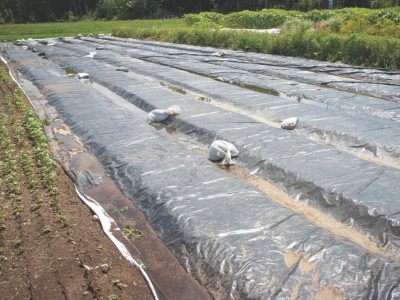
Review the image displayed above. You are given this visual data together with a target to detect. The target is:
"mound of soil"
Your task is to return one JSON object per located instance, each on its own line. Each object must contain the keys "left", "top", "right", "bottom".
{"left": 0, "top": 60, "right": 152, "bottom": 299}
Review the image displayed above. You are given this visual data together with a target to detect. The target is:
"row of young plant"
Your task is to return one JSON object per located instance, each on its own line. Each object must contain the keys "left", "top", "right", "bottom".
{"left": 0, "top": 66, "right": 70, "bottom": 239}
{"left": 113, "top": 22, "right": 400, "bottom": 69}
{"left": 183, "top": 7, "right": 400, "bottom": 32}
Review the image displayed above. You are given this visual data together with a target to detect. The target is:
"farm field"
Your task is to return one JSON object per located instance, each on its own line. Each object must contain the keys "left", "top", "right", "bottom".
{"left": 1, "top": 34, "right": 400, "bottom": 299}
{"left": 0, "top": 60, "right": 153, "bottom": 299}
{"left": 0, "top": 19, "right": 185, "bottom": 41}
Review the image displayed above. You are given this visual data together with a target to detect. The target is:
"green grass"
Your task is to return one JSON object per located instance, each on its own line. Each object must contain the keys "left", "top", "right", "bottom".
{"left": 0, "top": 19, "right": 186, "bottom": 41}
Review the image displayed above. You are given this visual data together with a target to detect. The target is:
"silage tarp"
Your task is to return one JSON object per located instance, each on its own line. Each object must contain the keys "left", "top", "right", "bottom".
{"left": 6, "top": 42, "right": 400, "bottom": 250}
{"left": 20, "top": 39, "right": 400, "bottom": 169}
{"left": 3, "top": 44, "right": 400, "bottom": 299}
{"left": 100, "top": 36, "right": 400, "bottom": 85}
{"left": 98, "top": 36, "right": 400, "bottom": 102}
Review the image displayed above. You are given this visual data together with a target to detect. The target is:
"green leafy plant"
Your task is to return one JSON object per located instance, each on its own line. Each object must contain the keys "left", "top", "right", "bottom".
{"left": 122, "top": 224, "right": 143, "bottom": 241}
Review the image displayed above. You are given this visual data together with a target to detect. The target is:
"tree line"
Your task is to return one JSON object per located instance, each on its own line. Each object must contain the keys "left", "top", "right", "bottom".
{"left": 0, "top": 0, "right": 372, "bottom": 24}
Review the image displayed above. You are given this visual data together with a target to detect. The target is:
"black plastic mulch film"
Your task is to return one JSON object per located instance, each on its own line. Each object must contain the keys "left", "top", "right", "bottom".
{"left": 26, "top": 37, "right": 400, "bottom": 169}
{"left": 2, "top": 40, "right": 400, "bottom": 299}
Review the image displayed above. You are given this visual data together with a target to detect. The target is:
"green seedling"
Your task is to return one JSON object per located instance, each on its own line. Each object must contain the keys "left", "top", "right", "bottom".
{"left": 41, "top": 119, "right": 51, "bottom": 126}
{"left": 30, "top": 202, "right": 41, "bottom": 211}
{"left": 105, "top": 295, "right": 118, "bottom": 300}
{"left": 40, "top": 225, "right": 52, "bottom": 235}
{"left": 119, "top": 206, "right": 128, "bottom": 212}
{"left": 116, "top": 283, "right": 127, "bottom": 290}
{"left": 122, "top": 224, "right": 143, "bottom": 242}
{"left": 57, "top": 214, "right": 71, "bottom": 227}
{"left": 13, "top": 238, "right": 22, "bottom": 248}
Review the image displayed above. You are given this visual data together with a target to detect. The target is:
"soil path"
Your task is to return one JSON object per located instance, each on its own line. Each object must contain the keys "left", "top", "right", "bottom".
{"left": 0, "top": 60, "right": 153, "bottom": 299}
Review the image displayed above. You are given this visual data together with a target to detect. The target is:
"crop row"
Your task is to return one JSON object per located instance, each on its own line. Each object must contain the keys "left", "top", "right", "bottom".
{"left": 0, "top": 66, "right": 70, "bottom": 240}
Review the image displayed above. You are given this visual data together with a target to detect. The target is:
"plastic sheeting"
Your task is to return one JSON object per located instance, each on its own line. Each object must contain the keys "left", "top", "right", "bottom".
{"left": 91, "top": 36, "right": 400, "bottom": 118}
{"left": 3, "top": 45, "right": 400, "bottom": 299}
{"left": 5, "top": 42, "right": 400, "bottom": 250}
{"left": 18, "top": 39, "right": 400, "bottom": 169}
{"left": 100, "top": 36, "right": 400, "bottom": 87}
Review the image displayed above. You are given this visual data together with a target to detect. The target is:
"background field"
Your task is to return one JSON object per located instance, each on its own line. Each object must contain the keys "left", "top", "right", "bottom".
{"left": 0, "top": 19, "right": 185, "bottom": 41}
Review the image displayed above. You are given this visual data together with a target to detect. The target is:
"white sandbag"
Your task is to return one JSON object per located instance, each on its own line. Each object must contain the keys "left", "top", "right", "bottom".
{"left": 209, "top": 140, "right": 239, "bottom": 165}
{"left": 211, "top": 51, "right": 226, "bottom": 57}
{"left": 147, "top": 105, "right": 181, "bottom": 123}
{"left": 77, "top": 73, "right": 89, "bottom": 79}
{"left": 281, "top": 117, "right": 298, "bottom": 130}
{"left": 215, "top": 77, "right": 233, "bottom": 83}
{"left": 84, "top": 52, "right": 96, "bottom": 59}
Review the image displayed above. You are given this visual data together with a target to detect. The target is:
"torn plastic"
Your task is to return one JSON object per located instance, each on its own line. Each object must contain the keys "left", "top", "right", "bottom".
{"left": 147, "top": 105, "right": 181, "bottom": 123}
{"left": 281, "top": 117, "right": 298, "bottom": 130}
{"left": 209, "top": 140, "right": 239, "bottom": 165}
{"left": 5, "top": 44, "right": 400, "bottom": 299}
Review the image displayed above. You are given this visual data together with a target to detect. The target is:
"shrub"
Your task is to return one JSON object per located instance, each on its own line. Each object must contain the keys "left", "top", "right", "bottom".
{"left": 297, "top": 0, "right": 320, "bottom": 12}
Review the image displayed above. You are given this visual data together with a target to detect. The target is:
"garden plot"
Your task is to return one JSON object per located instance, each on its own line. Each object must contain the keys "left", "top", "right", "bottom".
{"left": 19, "top": 39, "right": 400, "bottom": 171}
{"left": 2, "top": 41, "right": 400, "bottom": 299}
{"left": 8, "top": 39, "right": 400, "bottom": 250}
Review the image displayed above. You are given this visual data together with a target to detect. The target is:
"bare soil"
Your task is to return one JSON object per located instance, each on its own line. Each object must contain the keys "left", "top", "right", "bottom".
{"left": 0, "top": 60, "right": 153, "bottom": 299}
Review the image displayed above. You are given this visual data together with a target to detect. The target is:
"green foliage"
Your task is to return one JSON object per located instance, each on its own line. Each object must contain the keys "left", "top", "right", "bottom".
{"left": 40, "top": 225, "right": 52, "bottom": 235}
{"left": 303, "top": 9, "right": 336, "bottom": 22}
{"left": 297, "top": 0, "right": 320, "bottom": 12}
{"left": 122, "top": 224, "right": 143, "bottom": 241}
{"left": 183, "top": 14, "right": 209, "bottom": 26}
{"left": 68, "top": 11, "right": 78, "bottom": 22}
{"left": 184, "top": 9, "right": 304, "bottom": 29}
{"left": 0, "top": 19, "right": 185, "bottom": 41}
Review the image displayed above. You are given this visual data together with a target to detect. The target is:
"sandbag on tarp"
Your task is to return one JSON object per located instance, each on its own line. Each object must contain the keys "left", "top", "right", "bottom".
{"left": 27, "top": 39, "right": 400, "bottom": 169}
{"left": 6, "top": 49, "right": 400, "bottom": 299}
{"left": 281, "top": 117, "right": 298, "bottom": 130}
{"left": 15, "top": 43, "right": 400, "bottom": 250}
{"left": 147, "top": 105, "right": 181, "bottom": 123}
{"left": 209, "top": 140, "right": 239, "bottom": 165}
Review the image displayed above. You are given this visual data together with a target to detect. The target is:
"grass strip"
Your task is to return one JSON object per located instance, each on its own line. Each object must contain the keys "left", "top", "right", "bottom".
{"left": 0, "top": 19, "right": 185, "bottom": 41}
